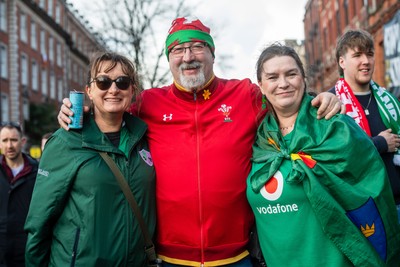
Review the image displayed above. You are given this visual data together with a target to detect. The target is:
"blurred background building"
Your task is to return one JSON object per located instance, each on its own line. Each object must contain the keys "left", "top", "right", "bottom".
{"left": 304, "top": 0, "right": 400, "bottom": 95}
{"left": 0, "top": 0, "right": 106, "bottom": 143}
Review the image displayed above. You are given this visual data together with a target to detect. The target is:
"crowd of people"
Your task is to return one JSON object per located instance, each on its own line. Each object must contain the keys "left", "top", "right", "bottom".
{"left": 0, "top": 16, "right": 399, "bottom": 267}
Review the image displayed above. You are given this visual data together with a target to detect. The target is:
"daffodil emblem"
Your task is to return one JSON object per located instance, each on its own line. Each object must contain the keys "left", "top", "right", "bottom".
{"left": 203, "top": 89, "right": 211, "bottom": 100}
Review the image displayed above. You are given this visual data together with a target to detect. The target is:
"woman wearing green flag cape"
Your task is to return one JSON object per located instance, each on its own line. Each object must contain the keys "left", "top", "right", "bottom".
{"left": 246, "top": 43, "right": 400, "bottom": 266}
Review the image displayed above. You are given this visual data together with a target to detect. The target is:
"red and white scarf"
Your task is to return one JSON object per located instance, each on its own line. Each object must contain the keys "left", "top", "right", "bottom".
{"left": 334, "top": 78, "right": 371, "bottom": 136}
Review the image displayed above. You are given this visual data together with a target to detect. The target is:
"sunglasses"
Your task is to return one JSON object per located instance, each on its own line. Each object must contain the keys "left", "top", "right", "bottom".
{"left": 90, "top": 76, "right": 132, "bottom": 90}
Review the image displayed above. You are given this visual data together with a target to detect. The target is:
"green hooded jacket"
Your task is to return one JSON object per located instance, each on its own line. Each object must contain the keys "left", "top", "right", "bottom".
{"left": 25, "top": 113, "right": 156, "bottom": 267}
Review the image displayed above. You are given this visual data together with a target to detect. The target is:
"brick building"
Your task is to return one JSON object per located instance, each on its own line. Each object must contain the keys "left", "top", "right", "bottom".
{"left": 304, "top": 0, "right": 400, "bottom": 94}
{"left": 0, "top": 0, "right": 106, "bottom": 126}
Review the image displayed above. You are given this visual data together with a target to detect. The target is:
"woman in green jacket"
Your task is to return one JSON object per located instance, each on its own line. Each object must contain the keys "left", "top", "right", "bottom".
{"left": 25, "top": 52, "right": 156, "bottom": 267}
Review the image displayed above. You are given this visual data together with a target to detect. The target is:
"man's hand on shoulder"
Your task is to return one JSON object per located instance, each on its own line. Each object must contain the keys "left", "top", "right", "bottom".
{"left": 311, "top": 92, "right": 345, "bottom": 120}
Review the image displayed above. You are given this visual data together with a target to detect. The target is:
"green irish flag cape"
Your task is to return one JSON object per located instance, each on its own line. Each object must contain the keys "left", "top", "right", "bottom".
{"left": 250, "top": 94, "right": 400, "bottom": 266}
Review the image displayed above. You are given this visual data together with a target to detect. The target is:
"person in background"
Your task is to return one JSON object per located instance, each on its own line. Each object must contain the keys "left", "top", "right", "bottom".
{"left": 328, "top": 29, "right": 400, "bottom": 221}
{"left": 0, "top": 122, "right": 38, "bottom": 267}
{"left": 247, "top": 43, "right": 400, "bottom": 266}
{"left": 58, "top": 17, "right": 342, "bottom": 266}
{"left": 25, "top": 52, "right": 156, "bottom": 266}
{"left": 40, "top": 132, "right": 52, "bottom": 151}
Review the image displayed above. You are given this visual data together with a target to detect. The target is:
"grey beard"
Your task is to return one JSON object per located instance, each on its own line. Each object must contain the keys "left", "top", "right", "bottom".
{"left": 179, "top": 62, "right": 206, "bottom": 91}
{"left": 179, "top": 72, "right": 206, "bottom": 91}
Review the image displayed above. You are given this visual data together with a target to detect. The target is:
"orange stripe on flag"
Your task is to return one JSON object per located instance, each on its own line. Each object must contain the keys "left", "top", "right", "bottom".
{"left": 268, "top": 137, "right": 280, "bottom": 151}
{"left": 291, "top": 152, "right": 316, "bottom": 168}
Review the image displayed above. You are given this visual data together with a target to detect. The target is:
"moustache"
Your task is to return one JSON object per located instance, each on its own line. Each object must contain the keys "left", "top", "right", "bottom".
{"left": 180, "top": 62, "right": 202, "bottom": 71}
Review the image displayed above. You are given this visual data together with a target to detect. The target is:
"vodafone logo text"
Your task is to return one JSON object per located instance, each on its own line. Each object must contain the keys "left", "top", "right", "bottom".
{"left": 256, "top": 170, "right": 299, "bottom": 215}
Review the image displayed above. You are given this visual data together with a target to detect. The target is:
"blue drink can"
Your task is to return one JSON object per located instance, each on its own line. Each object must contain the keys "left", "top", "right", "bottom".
{"left": 68, "top": 91, "right": 84, "bottom": 129}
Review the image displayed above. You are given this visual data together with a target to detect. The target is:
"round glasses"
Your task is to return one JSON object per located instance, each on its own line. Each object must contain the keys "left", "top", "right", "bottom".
{"left": 90, "top": 76, "right": 132, "bottom": 90}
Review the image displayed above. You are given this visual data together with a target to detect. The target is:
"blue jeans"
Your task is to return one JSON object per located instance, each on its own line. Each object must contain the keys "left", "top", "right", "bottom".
{"left": 162, "top": 256, "right": 253, "bottom": 267}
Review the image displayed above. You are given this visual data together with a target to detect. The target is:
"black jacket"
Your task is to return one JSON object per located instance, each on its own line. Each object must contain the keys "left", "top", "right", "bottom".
{"left": 0, "top": 154, "right": 38, "bottom": 267}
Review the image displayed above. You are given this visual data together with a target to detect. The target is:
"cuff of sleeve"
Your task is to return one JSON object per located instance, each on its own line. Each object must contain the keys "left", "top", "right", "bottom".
{"left": 372, "top": 135, "right": 387, "bottom": 153}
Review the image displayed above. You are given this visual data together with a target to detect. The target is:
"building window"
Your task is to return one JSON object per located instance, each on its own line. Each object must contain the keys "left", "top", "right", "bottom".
{"left": 55, "top": 2, "right": 61, "bottom": 24}
{"left": 20, "top": 12, "right": 27, "bottom": 43}
{"left": 49, "top": 36, "right": 54, "bottom": 63}
{"left": 23, "top": 98, "right": 29, "bottom": 121}
{"left": 344, "top": 0, "right": 349, "bottom": 25}
{"left": 40, "top": 29, "right": 47, "bottom": 60}
{"left": 0, "top": 0, "right": 7, "bottom": 32}
{"left": 50, "top": 72, "right": 55, "bottom": 99}
{"left": 78, "top": 66, "right": 83, "bottom": 85}
{"left": 47, "top": 0, "right": 53, "bottom": 17}
{"left": 68, "top": 60, "right": 71, "bottom": 81}
{"left": 72, "top": 63, "right": 77, "bottom": 82}
{"left": 21, "top": 54, "right": 28, "bottom": 86}
{"left": 31, "top": 60, "right": 38, "bottom": 91}
{"left": 41, "top": 68, "right": 47, "bottom": 96}
{"left": 77, "top": 36, "right": 81, "bottom": 51}
{"left": 39, "top": 0, "right": 45, "bottom": 9}
{"left": 31, "top": 20, "right": 37, "bottom": 50}
{"left": 1, "top": 94, "right": 8, "bottom": 122}
{"left": 57, "top": 78, "right": 63, "bottom": 102}
{"left": 0, "top": 43, "right": 7, "bottom": 79}
{"left": 336, "top": 10, "right": 341, "bottom": 36}
{"left": 56, "top": 42, "right": 62, "bottom": 67}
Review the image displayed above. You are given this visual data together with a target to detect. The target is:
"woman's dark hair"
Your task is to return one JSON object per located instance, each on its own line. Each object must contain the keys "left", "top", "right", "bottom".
{"left": 256, "top": 42, "right": 306, "bottom": 83}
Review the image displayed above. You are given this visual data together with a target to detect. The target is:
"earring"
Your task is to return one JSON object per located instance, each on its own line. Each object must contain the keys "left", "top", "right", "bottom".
{"left": 262, "top": 95, "right": 267, "bottom": 109}
{"left": 90, "top": 101, "right": 94, "bottom": 115}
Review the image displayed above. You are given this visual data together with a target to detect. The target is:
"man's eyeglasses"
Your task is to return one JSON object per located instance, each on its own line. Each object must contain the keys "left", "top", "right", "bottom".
{"left": 89, "top": 76, "right": 132, "bottom": 91}
{"left": 1, "top": 122, "right": 22, "bottom": 133}
{"left": 169, "top": 43, "right": 208, "bottom": 57}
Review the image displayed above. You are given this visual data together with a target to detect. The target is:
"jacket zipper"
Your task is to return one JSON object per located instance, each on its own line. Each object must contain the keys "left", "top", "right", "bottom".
{"left": 193, "top": 91, "right": 205, "bottom": 263}
{"left": 70, "top": 227, "right": 81, "bottom": 267}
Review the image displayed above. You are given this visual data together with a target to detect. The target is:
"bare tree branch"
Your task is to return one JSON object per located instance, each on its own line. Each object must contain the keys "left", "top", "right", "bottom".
{"left": 89, "top": 0, "right": 191, "bottom": 89}
{"left": 84, "top": 0, "right": 234, "bottom": 88}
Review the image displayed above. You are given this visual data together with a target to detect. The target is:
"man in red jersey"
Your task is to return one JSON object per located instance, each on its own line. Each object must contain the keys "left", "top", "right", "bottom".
{"left": 58, "top": 17, "right": 341, "bottom": 266}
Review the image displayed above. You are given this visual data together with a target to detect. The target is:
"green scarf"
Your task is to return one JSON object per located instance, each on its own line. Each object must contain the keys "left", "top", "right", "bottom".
{"left": 371, "top": 80, "right": 400, "bottom": 134}
{"left": 371, "top": 80, "right": 400, "bottom": 165}
{"left": 250, "top": 94, "right": 400, "bottom": 266}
